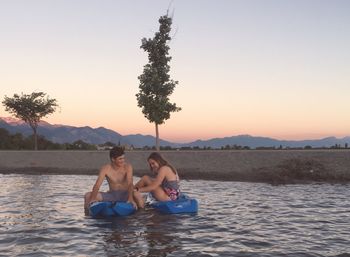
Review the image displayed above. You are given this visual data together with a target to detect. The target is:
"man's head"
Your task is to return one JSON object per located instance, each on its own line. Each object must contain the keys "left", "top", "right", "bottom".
{"left": 109, "top": 146, "right": 125, "bottom": 161}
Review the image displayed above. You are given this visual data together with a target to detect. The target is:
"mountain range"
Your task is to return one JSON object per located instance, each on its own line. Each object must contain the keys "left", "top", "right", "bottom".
{"left": 0, "top": 117, "right": 349, "bottom": 148}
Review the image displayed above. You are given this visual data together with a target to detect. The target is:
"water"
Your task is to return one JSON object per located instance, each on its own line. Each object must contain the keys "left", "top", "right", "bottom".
{"left": 0, "top": 174, "right": 349, "bottom": 257}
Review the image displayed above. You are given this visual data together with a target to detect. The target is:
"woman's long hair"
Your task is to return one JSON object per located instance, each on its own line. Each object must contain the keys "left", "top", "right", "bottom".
{"left": 147, "top": 152, "right": 177, "bottom": 175}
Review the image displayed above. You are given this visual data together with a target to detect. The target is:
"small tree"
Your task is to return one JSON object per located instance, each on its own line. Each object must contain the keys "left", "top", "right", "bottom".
{"left": 136, "top": 12, "right": 181, "bottom": 151}
{"left": 2, "top": 92, "right": 58, "bottom": 150}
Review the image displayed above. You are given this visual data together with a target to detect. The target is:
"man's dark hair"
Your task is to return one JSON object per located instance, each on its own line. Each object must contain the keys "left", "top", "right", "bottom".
{"left": 109, "top": 146, "right": 125, "bottom": 160}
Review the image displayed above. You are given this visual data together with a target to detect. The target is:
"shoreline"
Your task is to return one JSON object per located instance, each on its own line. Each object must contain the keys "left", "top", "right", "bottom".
{"left": 1, "top": 150, "right": 350, "bottom": 184}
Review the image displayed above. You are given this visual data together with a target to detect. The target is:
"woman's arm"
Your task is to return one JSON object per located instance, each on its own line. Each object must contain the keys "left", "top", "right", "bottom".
{"left": 139, "top": 168, "right": 167, "bottom": 193}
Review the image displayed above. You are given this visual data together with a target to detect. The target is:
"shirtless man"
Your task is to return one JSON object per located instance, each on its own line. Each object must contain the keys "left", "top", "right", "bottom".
{"left": 84, "top": 146, "right": 137, "bottom": 212}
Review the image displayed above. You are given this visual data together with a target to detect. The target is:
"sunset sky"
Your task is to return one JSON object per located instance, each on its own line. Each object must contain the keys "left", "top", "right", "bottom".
{"left": 1, "top": 0, "right": 349, "bottom": 143}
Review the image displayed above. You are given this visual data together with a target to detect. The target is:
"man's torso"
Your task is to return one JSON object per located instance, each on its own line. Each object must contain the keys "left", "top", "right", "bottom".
{"left": 105, "top": 163, "right": 129, "bottom": 191}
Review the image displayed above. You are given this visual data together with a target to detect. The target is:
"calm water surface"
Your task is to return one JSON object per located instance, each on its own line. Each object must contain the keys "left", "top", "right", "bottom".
{"left": 0, "top": 174, "right": 349, "bottom": 257}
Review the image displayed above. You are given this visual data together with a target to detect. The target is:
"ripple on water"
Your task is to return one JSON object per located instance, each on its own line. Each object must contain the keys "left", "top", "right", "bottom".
{"left": 0, "top": 174, "right": 350, "bottom": 257}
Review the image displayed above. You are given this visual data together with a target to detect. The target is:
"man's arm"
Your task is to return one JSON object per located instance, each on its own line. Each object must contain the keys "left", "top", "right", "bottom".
{"left": 125, "top": 163, "right": 137, "bottom": 208}
{"left": 89, "top": 165, "right": 107, "bottom": 204}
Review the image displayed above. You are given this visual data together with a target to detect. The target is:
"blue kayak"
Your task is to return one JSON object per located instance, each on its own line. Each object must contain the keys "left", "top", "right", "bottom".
{"left": 89, "top": 201, "right": 136, "bottom": 218}
{"left": 150, "top": 194, "right": 199, "bottom": 214}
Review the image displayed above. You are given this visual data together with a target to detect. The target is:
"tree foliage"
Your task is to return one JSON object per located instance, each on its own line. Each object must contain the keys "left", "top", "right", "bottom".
{"left": 2, "top": 92, "right": 58, "bottom": 150}
{"left": 0, "top": 128, "right": 63, "bottom": 150}
{"left": 0, "top": 127, "right": 98, "bottom": 150}
{"left": 136, "top": 13, "right": 181, "bottom": 150}
{"left": 65, "top": 140, "right": 97, "bottom": 150}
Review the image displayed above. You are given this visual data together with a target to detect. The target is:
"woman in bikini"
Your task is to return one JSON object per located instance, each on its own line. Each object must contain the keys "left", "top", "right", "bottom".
{"left": 133, "top": 152, "right": 180, "bottom": 208}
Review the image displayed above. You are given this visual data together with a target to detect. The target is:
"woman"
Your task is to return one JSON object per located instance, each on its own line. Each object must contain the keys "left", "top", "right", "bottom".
{"left": 133, "top": 152, "right": 180, "bottom": 208}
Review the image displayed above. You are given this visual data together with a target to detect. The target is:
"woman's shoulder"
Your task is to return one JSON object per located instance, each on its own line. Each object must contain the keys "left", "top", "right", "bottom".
{"left": 159, "top": 165, "right": 178, "bottom": 180}
{"left": 159, "top": 165, "right": 173, "bottom": 173}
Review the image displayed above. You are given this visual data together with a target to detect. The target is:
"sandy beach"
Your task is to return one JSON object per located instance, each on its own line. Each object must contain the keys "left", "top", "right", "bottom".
{"left": 1, "top": 150, "right": 350, "bottom": 184}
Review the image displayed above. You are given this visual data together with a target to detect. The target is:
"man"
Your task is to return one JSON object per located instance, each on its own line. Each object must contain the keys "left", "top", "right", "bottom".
{"left": 84, "top": 146, "right": 137, "bottom": 212}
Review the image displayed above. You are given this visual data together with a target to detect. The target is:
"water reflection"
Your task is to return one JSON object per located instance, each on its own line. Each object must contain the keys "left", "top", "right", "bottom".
{"left": 95, "top": 210, "right": 183, "bottom": 257}
{"left": 140, "top": 212, "right": 181, "bottom": 256}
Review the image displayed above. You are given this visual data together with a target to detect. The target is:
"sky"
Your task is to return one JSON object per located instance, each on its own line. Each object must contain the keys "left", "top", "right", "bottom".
{"left": 1, "top": 0, "right": 349, "bottom": 143}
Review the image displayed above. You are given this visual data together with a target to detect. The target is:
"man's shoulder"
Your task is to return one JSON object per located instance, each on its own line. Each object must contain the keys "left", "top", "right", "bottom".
{"left": 100, "top": 163, "right": 112, "bottom": 172}
{"left": 102, "top": 163, "right": 112, "bottom": 168}
{"left": 124, "top": 162, "right": 133, "bottom": 171}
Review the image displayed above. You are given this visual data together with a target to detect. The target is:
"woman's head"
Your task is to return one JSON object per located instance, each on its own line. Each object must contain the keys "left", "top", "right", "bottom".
{"left": 147, "top": 152, "right": 176, "bottom": 174}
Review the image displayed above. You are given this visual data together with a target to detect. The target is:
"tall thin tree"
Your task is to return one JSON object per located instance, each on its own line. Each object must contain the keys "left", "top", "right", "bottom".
{"left": 136, "top": 13, "right": 181, "bottom": 151}
{"left": 2, "top": 92, "right": 58, "bottom": 150}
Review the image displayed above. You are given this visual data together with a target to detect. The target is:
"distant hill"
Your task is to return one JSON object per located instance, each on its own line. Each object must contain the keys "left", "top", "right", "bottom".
{"left": 0, "top": 117, "right": 123, "bottom": 145}
{"left": 186, "top": 135, "right": 350, "bottom": 148}
{"left": 0, "top": 117, "right": 349, "bottom": 148}
{"left": 121, "top": 134, "right": 179, "bottom": 148}
{"left": 0, "top": 117, "right": 176, "bottom": 148}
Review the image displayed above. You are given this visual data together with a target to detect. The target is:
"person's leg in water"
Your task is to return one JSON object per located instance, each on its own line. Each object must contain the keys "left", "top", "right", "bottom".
{"left": 133, "top": 175, "right": 171, "bottom": 208}
{"left": 84, "top": 191, "right": 103, "bottom": 214}
{"left": 133, "top": 175, "right": 152, "bottom": 208}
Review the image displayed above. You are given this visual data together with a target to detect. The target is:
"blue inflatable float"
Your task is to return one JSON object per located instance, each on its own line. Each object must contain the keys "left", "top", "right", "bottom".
{"left": 89, "top": 194, "right": 198, "bottom": 217}
{"left": 150, "top": 194, "right": 199, "bottom": 214}
{"left": 89, "top": 201, "right": 136, "bottom": 218}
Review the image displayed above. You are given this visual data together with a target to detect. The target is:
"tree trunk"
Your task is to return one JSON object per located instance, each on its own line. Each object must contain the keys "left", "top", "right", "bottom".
{"left": 155, "top": 123, "right": 160, "bottom": 151}
{"left": 33, "top": 127, "right": 38, "bottom": 150}
{"left": 30, "top": 123, "right": 38, "bottom": 151}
